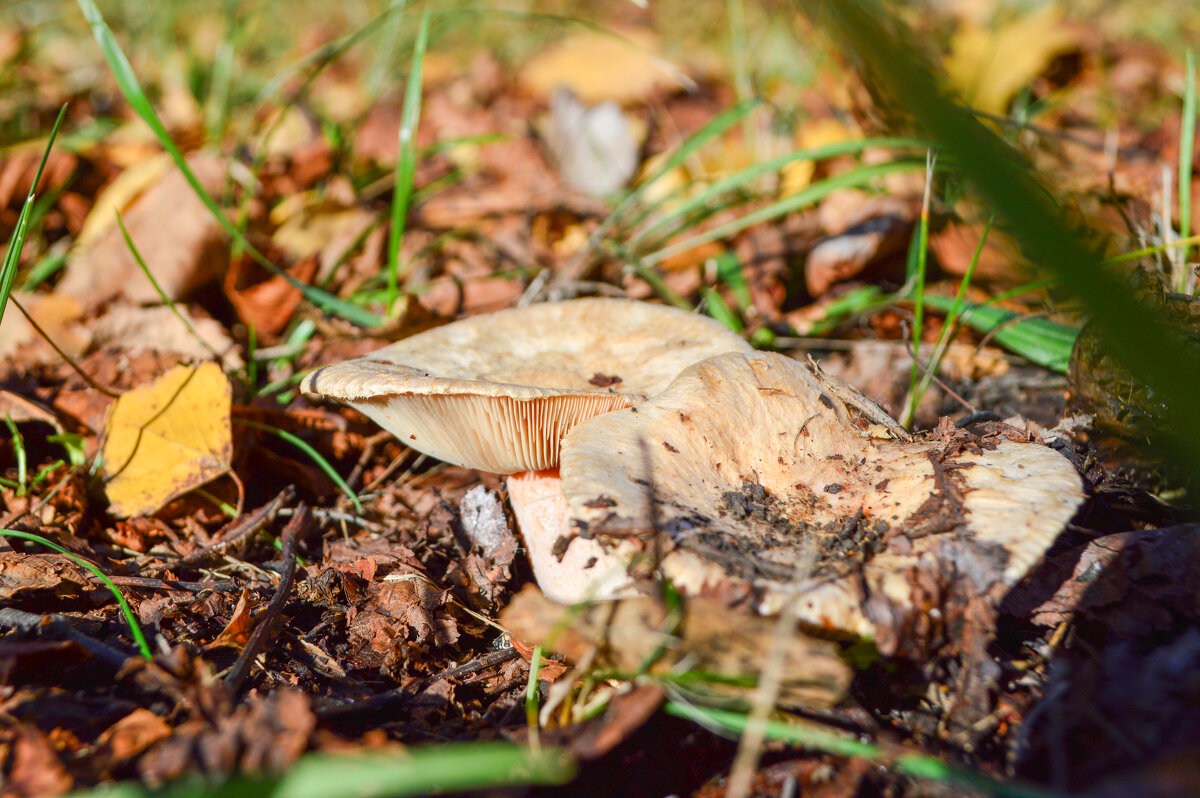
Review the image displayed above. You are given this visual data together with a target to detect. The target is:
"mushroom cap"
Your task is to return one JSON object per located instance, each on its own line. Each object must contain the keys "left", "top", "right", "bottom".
{"left": 559, "top": 351, "right": 1084, "bottom": 639}
{"left": 301, "top": 299, "right": 751, "bottom": 474}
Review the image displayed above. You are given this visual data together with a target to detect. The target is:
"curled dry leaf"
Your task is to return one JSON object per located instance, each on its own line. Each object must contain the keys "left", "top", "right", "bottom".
{"left": 560, "top": 352, "right": 1083, "bottom": 645}
{"left": 102, "top": 362, "right": 232, "bottom": 518}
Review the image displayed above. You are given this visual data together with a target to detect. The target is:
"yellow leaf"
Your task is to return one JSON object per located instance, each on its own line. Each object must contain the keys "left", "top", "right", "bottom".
{"left": 102, "top": 362, "right": 232, "bottom": 517}
{"left": 944, "top": 4, "right": 1077, "bottom": 116}
{"left": 780, "top": 118, "right": 860, "bottom": 197}
{"left": 518, "top": 30, "right": 686, "bottom": 105}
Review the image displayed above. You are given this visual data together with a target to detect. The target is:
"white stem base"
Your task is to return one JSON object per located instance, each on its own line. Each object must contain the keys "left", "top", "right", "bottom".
{"left": 506, "top": 469, "right": 633, "bottom": 604}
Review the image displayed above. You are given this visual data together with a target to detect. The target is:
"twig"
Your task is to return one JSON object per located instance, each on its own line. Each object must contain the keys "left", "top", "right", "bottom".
{"left": 107, "top": 575, "right": 239, "bottom": 593}
{"left": 223, "top": 502, "right": 307, "bottom": 695}
{"left": 0, "top": 607, "right": 132, "bottom": 670}
{"left": 8, "top": 295, "right": 120, "bottom": 398}
{"left": 139, "top": 486, "right": 294, "bottom": 575}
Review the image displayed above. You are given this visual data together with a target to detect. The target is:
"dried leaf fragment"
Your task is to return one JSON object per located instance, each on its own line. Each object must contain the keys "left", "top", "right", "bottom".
{"left": 102, "top": 362, "right": 232, "bottom": 517}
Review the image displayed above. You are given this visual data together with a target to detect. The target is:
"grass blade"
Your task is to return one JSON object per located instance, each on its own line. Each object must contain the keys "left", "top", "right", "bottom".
{"left": 386, "top": 6, "right": 431, "bottom": 307}
{"left": 0, "top": 528, "right": 152, "bottom": 660}
{"left": 75, "top": 0, "right": 383, "bottom": 328}
{"left": 902, "top": 151, "right": 936, "bottom": 427}
{"left": 818, "top": 0, "right": 1200, "bottom": 501}
{"left": 629, "top": 136, "right": 925, "bottom": 250}
{"left": 642, "top": 158, "right": 923, "bottom": 267}
{"left": 1180, "top": 49, "right": 1195, "bottom": 292}
{"left": 525, "top": 98, "right": 761, "bottom": 301}
{"left": 234, "top": 419, "right": 363, "bottom": 513}
{"left": 116, "top": 212, "right": 228, "bottom": 367}
{"left": 912, "top": 214, "right": 994, "bottom": 404}
{"left": 66, "top": 742, "right": 575, "bottom": 798}
{"left": 1, "top": 104, "right": 67, "bottom": 329}
{"left": 664, "top": 702, "right": 1061, "bottom": 798}
{"left": 920, "top": 294, "right": 1077, "bottom": 372}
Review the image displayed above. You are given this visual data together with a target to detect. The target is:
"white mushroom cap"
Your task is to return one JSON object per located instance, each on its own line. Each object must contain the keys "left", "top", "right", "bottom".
{"left": 301, "top": 298, "right": 752, "bottom": 474}
{"left": 559, "top": 351, "right": 1084, "bottom": 639}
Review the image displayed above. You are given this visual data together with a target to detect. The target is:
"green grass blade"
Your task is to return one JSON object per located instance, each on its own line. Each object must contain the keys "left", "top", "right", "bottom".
{"left": 818, "top": 0, "right": 1200, "bottom": 500}
{"left": 234, "top": 419, "right": 363, "bottom": 513}
{"left": 921, "top": 294, "right": 1077, "bottom": 372}
{"left": 0, "top": 528, "right": 152, "bottom": 660}
{"left": 630, "top": 136, "right": 924, "bottom": 250}
{"left": 913, "top": 214, "right": 993, "bottom": 403}
{"left": 664, "top": 702, "right": 1061, "bottom": 798}
{"left": 386, "top": 6, "right": 431, "bottom": 306}
{"left": 65, "top": 742, "right": 575, "bottom": 798}
{"left": 527, "top": 98, "right": 760, "bottom": 299}
{"left": 1, "top": 104, "right": 67, "bottom": 329}
{"left": 902, "top": 151, "right": 936, "bottom": 427}
{"left": 116, "top": 212, "right": 227, "bottom": 366}
{"left": 3, "top": 416, "right": 27, "bottom": 495}
{"left": 643, "top": 158, "right": 923, "bottom": 267}
{"left": 1180, "top": 49, "right": 1196, "bottom": 291}
{"left": 75, "top": 0, "right": 382, "bottom": 328}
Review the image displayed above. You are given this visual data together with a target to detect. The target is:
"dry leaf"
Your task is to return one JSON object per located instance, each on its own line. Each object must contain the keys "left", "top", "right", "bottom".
{"left": 944, "top": 4, "right": 1077, "bottom": 115}
{"left": 207, "top": 588, "right": 261, "bottom": 649}
{"left": 518, "top": 30, "right": 685, "bottom": 105}
{"left": 0, "top": 291, "right": 89, "bottom": 366}
{"left": 102, "top": 362, "right": 232, "bottom": 517}
{"left": 58, "top": 155, "right": 229, "bottom": 311}
{"left": 92, "top": 304, "right": 243, "bottom": 370}
{"left": 225, "top": 254, "right": 318, "bottom": 339}
{"left": 95, "top": 709, "right": 172, "bottom": 763}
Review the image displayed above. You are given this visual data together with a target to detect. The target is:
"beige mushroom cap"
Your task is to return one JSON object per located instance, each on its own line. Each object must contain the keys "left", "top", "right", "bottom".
{"left": 560, "top": 351, "right": 1084, "bottom": 640}
{"left": 300, "top": 298, "right": 751, "bottom": 474}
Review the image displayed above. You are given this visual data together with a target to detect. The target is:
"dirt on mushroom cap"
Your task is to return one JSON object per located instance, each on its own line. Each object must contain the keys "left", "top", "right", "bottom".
{"left": 559, "top": 351, "right": 1084, "bottom": 643}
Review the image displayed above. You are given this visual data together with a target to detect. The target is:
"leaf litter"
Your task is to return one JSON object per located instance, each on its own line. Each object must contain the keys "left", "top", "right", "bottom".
{"left": 0, "top": 1, "right": 1199, "bottom": 796}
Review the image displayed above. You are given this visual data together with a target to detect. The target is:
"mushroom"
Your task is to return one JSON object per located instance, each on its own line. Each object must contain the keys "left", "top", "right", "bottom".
{"left": 558, "top": 351, "right": 1084, "bottom": 644}
{"left": 300, "top": 298, "right": 751, "bottom": 602}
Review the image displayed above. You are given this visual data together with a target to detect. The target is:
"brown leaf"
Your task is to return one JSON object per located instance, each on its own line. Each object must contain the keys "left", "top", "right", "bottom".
{"left": 225, "top": 254, "right": 318, "bottom": 340}
{"left": 95, "top": 708, "right": 172, "bottom": 764}
{"left": 91, "top": 304, "right": 243, "bottom": 370}
{"left": 0, "top": 552, "right": 90, "bottom": 602}
{"left": 206, "top": 588, "right": 261, "bottom": 649}
{"left": 58, "top": 155, "right": 229, "bottom": 312}
{"left": 7, "top": 724, "right": 72, "bottom": 796}
{"left": 349, "top": 577, "right": 460, "bottom": 653}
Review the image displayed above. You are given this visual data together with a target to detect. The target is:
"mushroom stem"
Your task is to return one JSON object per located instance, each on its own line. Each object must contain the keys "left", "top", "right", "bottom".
{"left": 505, "top": 469, "right": 632, "bottom": 604}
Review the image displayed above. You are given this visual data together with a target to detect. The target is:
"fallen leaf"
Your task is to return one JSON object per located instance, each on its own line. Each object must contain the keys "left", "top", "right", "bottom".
{"left": 8, "top": 724, "right": 72, "bottom": 796}
{"left": 71, "top": 153, "right": 172, "bottom": 255}
{"left": 0, "top": 291, "right": 89, "bottom": 366}
{"left": 225, "top": 254, "right": 318, "bottom": 340}
{"left": 518, "top": 30, "right": 686, "bottom": 105}
{"left": 102, "top": 362, "right": 232, "bottom": 517}
{"left": 58, "top": 155, "right": 229, "bottom": 311}
{"left": 92, "top": 304, "right": 243, "bottom": 370}
{"left": 95, "top": 709, "right": 172, "bottom": 763}
{"left": 944, "top": 3, "right": 1078, "bottom": 115}
{"left": 0, "top": 391, "right": 62, "bottom": 430}
{"left": 206, "top": 588, "right": 261, "bottom": 649}
{"left": 0, "top": 552, "right": 91, "bottom": 602}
